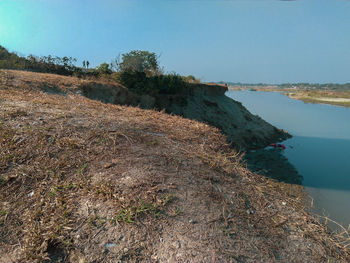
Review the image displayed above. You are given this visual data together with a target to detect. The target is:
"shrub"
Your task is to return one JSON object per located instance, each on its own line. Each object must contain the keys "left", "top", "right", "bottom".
{"left": 119, "top": 71, "right": 188, "bottom": 95}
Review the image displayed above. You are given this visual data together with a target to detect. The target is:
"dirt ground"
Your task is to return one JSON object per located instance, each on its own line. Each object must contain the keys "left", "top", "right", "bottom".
{"left": 0, "top": 70, "right": 349, "bottom": 262}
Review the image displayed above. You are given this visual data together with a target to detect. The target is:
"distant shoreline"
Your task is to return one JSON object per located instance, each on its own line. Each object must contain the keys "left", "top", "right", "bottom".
{"left": 228, "top": 86, "right": 350, "bottom": 108}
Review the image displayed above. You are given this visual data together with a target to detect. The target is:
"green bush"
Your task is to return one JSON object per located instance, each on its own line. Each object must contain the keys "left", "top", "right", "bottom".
{"left": 97, "top": 62, "right": 112, "bottom": 74}
{"left": 119, "top": 71, "right": 188, "bottom": 95}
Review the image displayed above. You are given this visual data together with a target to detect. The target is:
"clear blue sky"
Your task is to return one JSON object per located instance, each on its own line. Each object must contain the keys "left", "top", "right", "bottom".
{"left": 1, "top": 0, "right": 350, "bottom": 83}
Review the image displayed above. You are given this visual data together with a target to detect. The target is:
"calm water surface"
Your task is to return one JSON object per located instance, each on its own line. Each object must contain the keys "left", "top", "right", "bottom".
{"left": 226, "top": 90, "right": 350, "bottom": 229}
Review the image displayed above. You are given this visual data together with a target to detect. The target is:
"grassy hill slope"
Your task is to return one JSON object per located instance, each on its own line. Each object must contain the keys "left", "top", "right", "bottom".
{"left": 0, "top": 70, "right": 348, "bottom": 262}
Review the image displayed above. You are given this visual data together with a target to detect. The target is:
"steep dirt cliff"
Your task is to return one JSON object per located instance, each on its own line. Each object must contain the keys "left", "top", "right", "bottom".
{"left": 154, "top": 83, "right": 289, "bottom": 149}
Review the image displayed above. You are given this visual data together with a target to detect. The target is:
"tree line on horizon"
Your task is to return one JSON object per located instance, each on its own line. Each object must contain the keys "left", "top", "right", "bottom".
{"left": 0, "top": 45, "right": 200, "bottom": 95}
{"left": 218, "top": 81, "right": 350, "bottom": 91}
{"left": 278, "top": 82, "right": 350, "bottom": 91}
{"left": 219, "top": 81, "right": 350, "bottom": 90}
{"left": 0, "top": 45, "right": 81, "bottom": 76}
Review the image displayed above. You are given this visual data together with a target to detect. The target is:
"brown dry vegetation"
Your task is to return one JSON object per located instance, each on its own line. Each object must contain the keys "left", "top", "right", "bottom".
{"left": 0, "top": 70, "right": 349, "bottom": 262}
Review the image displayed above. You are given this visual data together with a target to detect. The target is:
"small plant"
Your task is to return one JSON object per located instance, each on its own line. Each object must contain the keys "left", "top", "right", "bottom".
{"left": 169, "top": 206, "right": 182, "bottom": 217}
{"left": 0, "top": 210, "right": 8, "bottom": 226}
{"left": 76, "top": 163, "right": 88, "bottom": 175}
{"left": 115, "top": 203, "right": 156, "bottom": 223}
{"left": 174, "top": 207, "right": 182, "bottom": 216}
{"left": 8, "top": 109, "right": 28, "bottom": 118}
{"left": 89, "top": 215, "right": 107, "bottom": 227}
{"left": 64, "top": 183, "right": 76, "bottom": 189}
{"left": 0, "top": 176, "right": 8, "bottom": 186}
{"left": 161, "top": 194, "right": 175, "bottom": 206}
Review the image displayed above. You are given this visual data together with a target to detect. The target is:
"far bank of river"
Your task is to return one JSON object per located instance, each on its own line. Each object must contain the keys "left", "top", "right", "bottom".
{"left": 226, "top": 90, "right": 350, "bottom": 231}
{"left": 229, "top": 87, "right": 350, "bottom": 107}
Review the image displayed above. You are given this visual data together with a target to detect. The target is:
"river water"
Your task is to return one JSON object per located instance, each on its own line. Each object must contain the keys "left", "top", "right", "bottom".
{"left": 226, "top": 90, "right": 350, "bottom": 230}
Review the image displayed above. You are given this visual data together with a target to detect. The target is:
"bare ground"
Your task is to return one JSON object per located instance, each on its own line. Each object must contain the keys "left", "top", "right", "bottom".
{"left": 0, "top": 70, "right": 349, "bottom": 262}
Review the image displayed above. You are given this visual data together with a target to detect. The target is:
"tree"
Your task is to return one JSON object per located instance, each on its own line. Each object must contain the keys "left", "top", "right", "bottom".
{"left": 119, "top": 50, "right": 160, "bottom": 76}
{"left": 86, "top": 61, "right": 89, "bottom": 68}
{"left": 183, "top": 75, "right": 199, "bottom": 83}
{"left": 110, "top": 54, "right": 120, "bottom": 71}
{"left": 83, "top": 60, "right": 86, "bottom": 68}
{"left": 97, "top": 62, "right": 112, "bottom": 74}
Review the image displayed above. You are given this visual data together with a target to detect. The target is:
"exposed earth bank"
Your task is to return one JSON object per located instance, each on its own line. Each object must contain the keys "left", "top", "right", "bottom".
{"left": 0, "top": 70, "right": 348, "bottom": 262}
{"left": 1, "top": 70, "right": 289, "bottom": 150}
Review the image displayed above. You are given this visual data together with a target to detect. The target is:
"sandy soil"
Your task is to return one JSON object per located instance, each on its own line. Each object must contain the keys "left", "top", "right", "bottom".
{"left": 313, "top": 97, "right": 350, "bottom": 103}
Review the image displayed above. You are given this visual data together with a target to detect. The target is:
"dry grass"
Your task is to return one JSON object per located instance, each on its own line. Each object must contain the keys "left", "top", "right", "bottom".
{"left": 0, "top": 69, "right": 349, "bottom": 262}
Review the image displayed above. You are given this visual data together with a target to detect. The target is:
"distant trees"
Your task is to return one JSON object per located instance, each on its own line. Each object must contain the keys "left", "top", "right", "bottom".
{"left": 0, "top": 46, "right": 27, "bottom": 69}
{"left": 26, "top": 55, "right": 78, "bottom": 75}
{"left": 0, "top": 45, "right": 81, "bottom": 75}
{"left": 0, "top": 47, "right": 164, "bottom": 80}
{"left": 0, "top": 46, "right": 205, "bottom": 95}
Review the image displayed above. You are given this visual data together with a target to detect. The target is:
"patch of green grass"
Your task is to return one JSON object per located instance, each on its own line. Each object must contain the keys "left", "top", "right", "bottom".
{"left": 0, "top": 210, "right": 7, "bottom": 216}
{"left": 48, "top": 185, "right": 64, "bottom": 197}
{"left": 174, "top": 207, "right": 182, "bottom": 216}
{"left": 0, "top": 210, "right": 8, "bottom": 226}
{"left": 145, "top": 140, "right": 158, "bottom": 146}
{"left": 115, "top": 195, "right": 179, "bottom": 223}
{"left": 64, "top": 183, "right": 76, "bottom": 189}
{"left": 76, "top": 163, "right": 88, "bottom": 175}
{"left": 161, "top": 193, "right": 175, "bottom": 206}
{"left": 8, "top": 109, "right": 28, "bottom": 119}
{"left": 49, "top": 190, "right": 57, "bottom": 197}
{"left": 88, "top": 215, "right": 107, "bottom": 227}
{"left": 115, "top": 203, "right": 157, "bottom": 223}
{"left": 0, "top": 175, "right": 8, "bottom": 186}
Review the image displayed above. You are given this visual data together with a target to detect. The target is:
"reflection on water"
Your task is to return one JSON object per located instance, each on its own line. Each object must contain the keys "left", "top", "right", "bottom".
{"left": 285, "top": 136, "right": 350, "bottom": 228}
{"left": 285, "top": 136, "right": 350, "bottom": 191}
{"left": 226, "top": 90, "right": 350, "bottom": 229}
